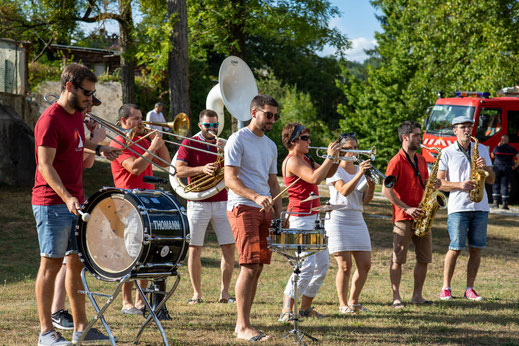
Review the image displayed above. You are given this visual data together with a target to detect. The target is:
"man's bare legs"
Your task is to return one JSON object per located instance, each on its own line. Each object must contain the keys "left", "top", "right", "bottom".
{"left": 390, "top": 261, "right": 403, "bottom": 306}
{"left": 411, "top": 262, "right": 428, "bottom": 303}
{"left": 51, "top": 263, "right": 67, "bottom": 314}
{"left": 189, "top": 244, "right": 235, "bottom": 302}
{"left": 467, "top": 247, "right": 481, "bottom": 288}
{"left": 188, "top": 246, "right": 203, "bottom": 301}
{"left": 443, "top": 249, "right": 461, "bottom": 289}
{"left": 220, "top": 243, "right": 235, "bottom": 301}
{"left": 65, "top": 254, "right": 88, "bottom": 331}
{"left": 35, "top": 256, "right": 62, "bottom": 333}
{"left": 235, "top": 263, "right": 268, "bottom": 341}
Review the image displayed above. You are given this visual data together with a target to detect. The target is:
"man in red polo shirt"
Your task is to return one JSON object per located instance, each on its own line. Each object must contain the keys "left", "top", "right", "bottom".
{"left": 176, "top": 109, "right": 236, "bottom": 304}
{"left": 110, "top": 103, "right": 171, "bottom": 315}
{"left": 382, "top": 121, "right": 440, "bottom": 309}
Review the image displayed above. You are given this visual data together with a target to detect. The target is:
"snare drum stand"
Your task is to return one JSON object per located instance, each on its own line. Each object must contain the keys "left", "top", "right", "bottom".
{"left": 278, "top": 246, "right": 318, "bottom": 345}
{"left": 78, "top": 268, "right": 181, "bottom": 346}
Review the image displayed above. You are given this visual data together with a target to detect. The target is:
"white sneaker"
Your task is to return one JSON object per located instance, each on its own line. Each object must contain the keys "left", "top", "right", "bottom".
{"left": 38, "top": 330, "right": 72, "bottom": 346}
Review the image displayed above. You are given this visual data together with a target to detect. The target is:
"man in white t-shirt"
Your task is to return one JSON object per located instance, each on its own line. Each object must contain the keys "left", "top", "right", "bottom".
{"left": 145, "top": 102, "right": 167, "bottom": 132}
{"left": 225, "top": 94, "right": 281, "bottom": 342}
{"left": 437, "top": 116, "right": 495, "bottom": 302}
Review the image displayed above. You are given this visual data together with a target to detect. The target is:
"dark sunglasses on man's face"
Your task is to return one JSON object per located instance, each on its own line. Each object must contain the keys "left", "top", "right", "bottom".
{"left": 75, "top": 84, "right": 96, "bottom": 97}
{"left": 200, "top": 122, "right": 219, "bottom": 129}
{"left": 255, "top": 108, "right": 280, "bottom": 121}
{"left": 298, "top": 135, "right": 311, "bottom": 141}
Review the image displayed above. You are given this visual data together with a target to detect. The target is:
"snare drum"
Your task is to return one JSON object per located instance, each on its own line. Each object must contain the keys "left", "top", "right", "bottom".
{"left": 268, "top": 219, "right": 327, "bottom": 252}
{"left": 76, "top": 188, "right": 189, "bottom": 281}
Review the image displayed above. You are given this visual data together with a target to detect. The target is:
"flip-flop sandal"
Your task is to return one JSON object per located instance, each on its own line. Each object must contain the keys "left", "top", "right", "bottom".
{"left": 218, "top": 297, "right": 236, "bottom": 303}
{"left": 299, "top": 307, "right": 324, "bottom": 318}
{"left": 248, "top": 332, "right": 270, "bottom": 342}
{"left": 392, "top": 301, "right": 405, "bottom": 309}
{"left": 187, "top": 298, "right": 203, "bottom": 305}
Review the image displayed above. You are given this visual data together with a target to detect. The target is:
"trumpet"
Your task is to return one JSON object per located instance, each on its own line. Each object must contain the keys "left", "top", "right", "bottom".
{"left": 309, "top": 146, "right": 376, "bottom": 162}
{"left": 44, "top": 93, "right": 178, "bottom": 177}
{"left": 356, "top": 166, "right": 396, "bottom": 192}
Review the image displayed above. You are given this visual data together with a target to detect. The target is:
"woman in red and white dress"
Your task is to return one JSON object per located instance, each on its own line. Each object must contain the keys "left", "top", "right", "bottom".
{"left": 278, "top": 123, "right": 340, "bottom": 322}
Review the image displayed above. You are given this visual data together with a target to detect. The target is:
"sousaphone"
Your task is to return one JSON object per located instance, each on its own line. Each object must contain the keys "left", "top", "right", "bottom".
{"left": 170, "top": 56, "right": 258, "bottom": 200}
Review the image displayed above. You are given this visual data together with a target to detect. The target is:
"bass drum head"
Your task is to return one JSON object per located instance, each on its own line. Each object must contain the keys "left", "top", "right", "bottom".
{"left": 77, "top": 189, "right": 144, "bottom": 281}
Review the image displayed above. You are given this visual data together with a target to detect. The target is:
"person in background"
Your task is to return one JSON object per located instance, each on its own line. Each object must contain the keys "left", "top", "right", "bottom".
{"left": 146, "top": 102, "right": 168, "bottom": 133}
{"left": 491, "top": 134, "right": 519, "bottom": 209}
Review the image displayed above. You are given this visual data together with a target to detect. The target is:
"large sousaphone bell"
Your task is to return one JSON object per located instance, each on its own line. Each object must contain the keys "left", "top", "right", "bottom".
{"left": 169, "top": 56, "right": 258, "bottom": 201}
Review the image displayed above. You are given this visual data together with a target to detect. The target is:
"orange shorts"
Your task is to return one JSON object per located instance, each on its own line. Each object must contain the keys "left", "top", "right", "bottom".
{"left": 227, "top": 205, "right": 273, "bottom": 265}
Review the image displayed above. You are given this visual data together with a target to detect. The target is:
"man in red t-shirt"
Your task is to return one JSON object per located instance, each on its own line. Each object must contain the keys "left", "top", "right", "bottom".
{"left": 382, "top": 121, "right": 440, "bottom": 309}
{"left": 32, "top": 64, "right": 120, "bottom": 345}
{"left": 176, "top": 109, "right": 236, "bottom": 304}
{"left": 110, "top": 103, "right": 171, "bottom": 315}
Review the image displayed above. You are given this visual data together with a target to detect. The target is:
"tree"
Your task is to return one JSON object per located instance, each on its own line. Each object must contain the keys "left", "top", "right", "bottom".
{"left": 339, "top": 0, "right": 519, "bottom": 167}
{"left": 187, "top": 0, "right": 349, "bottom": 131}
{"left": 167, "top": 0, "right": 190, "bottom": 121}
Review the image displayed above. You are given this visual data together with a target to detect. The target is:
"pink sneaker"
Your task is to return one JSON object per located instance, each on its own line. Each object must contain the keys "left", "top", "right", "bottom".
{"left": 464, "top": 288, "right": 483, "bottom": 301}
{"left": 440, "top": 288, "right": 452, "bottom": 300}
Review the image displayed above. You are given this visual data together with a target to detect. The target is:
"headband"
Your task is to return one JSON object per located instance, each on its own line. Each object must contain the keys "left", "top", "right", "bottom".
{"left": 289, "top": 124, "right": 306, "bottom": 142}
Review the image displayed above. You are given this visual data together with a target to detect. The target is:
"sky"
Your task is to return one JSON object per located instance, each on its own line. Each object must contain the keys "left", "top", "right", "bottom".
{"left": 325, "top": 0, "right": 382, "bottom": 62}
{"left": 81, "top": 1, "right": 381, "bottom": 63}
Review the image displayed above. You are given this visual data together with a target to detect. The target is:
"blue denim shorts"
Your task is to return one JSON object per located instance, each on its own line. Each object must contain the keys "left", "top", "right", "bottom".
{"left": 446, "top": 211, "right": 488, "bottom": 250}
{"left": 32, "top": 204, "right": 78, "bottom": 258}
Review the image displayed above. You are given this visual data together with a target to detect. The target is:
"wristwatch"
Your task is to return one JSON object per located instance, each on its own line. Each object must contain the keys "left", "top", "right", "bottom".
{"left": 95, "top": 145, "right": 102, "bottom": 157}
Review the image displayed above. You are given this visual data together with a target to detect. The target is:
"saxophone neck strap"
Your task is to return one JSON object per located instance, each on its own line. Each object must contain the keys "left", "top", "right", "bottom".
{"left": 404, "top": 149, "right": 425, "bottom": 190}
{"left": 457, "top": 141, "right": 472, "bottom": 163}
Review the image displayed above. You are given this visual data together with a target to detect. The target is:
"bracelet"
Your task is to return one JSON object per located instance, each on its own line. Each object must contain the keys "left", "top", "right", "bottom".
{"left": 95, "top": 145, "right": 102, "bottom": 157}
{"left": 326, "top": 155, "right": 339, "bottom": 164}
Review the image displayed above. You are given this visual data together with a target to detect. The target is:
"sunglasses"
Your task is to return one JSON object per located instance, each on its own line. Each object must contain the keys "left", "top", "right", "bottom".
{"left": 200, "top": 122, "right": 219, "bottom": 129}
{"left": 298, "top": 135, "right": 311, "bottom": 141}
{"left": 74, "top": 84, "right": 96, "bottom": 97}
{"left": 255, "top": 108, "right": 280, "bottom": 121}
{"left": 341, "top": 132, "right": 356, "bottom": 139}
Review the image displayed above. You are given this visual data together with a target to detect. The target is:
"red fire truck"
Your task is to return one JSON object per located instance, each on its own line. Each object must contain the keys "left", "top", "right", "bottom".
{"left": 421, "top": 89, "right": 519, "bottom": 202}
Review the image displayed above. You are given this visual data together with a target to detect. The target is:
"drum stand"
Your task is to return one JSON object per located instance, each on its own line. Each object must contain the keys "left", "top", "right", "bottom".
{"left": 78, "top": 268, "right": 181, "bottom": 346}
{"left": 277, "top": 246, "right": 318, "bottom": 345}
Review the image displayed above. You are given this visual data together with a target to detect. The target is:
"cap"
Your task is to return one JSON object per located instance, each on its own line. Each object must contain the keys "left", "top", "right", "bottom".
{"left": 92, "top": 95, "right": 102, "bottom": 106}
{"left": 451, "top": 116, "right": 474, "bottom": 126}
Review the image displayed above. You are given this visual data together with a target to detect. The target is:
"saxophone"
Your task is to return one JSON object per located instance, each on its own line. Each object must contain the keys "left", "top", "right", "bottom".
{"left": 412, "top": 145, "right": 447, "bottom": 237}
{"left": 469, "top": 136, "right": 489, "bottom": 203}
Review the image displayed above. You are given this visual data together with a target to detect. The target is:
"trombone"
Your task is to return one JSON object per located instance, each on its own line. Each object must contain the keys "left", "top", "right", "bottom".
{"left": 309, "top": 146, "right": 377, "bottom": 162}
{"left": 142, "top": 120, "right": 223, "bottom": 157}
{"left": 44, "top": 93, "right": 178, "bottom": 178}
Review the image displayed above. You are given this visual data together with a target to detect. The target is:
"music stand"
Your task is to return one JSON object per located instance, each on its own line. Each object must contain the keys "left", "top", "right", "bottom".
{"left": 270, "top": 193, "right": 325, "bottom": 345}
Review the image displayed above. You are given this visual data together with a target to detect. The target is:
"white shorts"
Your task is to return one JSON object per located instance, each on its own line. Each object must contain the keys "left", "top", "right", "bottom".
{"left": 187, "top": 200, "right": 235, "bottom": 246}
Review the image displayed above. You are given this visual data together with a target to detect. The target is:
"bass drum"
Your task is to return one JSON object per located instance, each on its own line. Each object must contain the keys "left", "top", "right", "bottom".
{"left": 76, "top": 188, "right": 189, "bottom": 281}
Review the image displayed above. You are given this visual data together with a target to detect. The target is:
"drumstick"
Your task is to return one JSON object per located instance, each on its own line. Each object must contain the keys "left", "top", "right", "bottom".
{"left": 121, "top": 130, "right": 157, "bottom": 151}
{"left": 77, "top": 210, "right": 91, "bottom": 222}
{"left": 260, "top": 177, "right": 301, "bottom": 212}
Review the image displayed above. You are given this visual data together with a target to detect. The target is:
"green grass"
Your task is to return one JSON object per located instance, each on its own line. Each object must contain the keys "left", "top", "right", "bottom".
{"left": 0, "top": 160, "right": 518, "bottom": 345}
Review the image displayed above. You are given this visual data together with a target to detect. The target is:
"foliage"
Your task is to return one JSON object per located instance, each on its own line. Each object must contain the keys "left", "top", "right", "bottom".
{"left": 257, "top": 72, "right": 334, "bottom": 169}
{"left": 338, "top": 0, "right": 519, "bottom": 169}
{"left": 28, "top": 60, "right": 61, "bottom": 91}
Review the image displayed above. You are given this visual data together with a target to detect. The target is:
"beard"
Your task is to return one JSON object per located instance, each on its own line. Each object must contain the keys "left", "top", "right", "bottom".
{"left": 69, "top": 92, "right": 86, "bottom": 112}
{"left": 202, "top": 129, "right": 217, "bottom": 140}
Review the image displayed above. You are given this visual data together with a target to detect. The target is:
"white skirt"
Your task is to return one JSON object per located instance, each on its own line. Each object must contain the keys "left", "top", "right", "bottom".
{"left": 325, "top": 209, "right": 371, "bottom": 253}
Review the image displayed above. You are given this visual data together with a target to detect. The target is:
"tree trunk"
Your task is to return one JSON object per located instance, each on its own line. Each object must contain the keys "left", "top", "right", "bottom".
{"left": 167, "top": 0, "right": 190, "bottom": 130}
{"left": 118, "top": 0, "right": 136, "bottom": 104}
